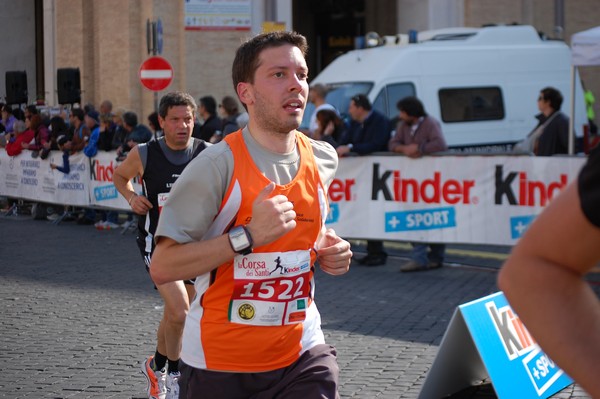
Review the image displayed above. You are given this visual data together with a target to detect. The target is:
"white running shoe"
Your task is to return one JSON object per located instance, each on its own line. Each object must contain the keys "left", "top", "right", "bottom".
{"left": 166, "top": 371, "right": 181, "bottom": 399}
{"left": 103, "top": 221, "right": 120, "bottom": 230}
{"left": 141, "top": 356, "right": 166, "bottom": 399}
{"left": 47, "top": 213, "right": 60, "bottom": 221}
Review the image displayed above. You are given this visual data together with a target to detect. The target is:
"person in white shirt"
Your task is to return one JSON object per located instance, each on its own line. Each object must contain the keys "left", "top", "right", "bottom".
{"left": 307, "top": 83, "right": 337, "bottom": 136}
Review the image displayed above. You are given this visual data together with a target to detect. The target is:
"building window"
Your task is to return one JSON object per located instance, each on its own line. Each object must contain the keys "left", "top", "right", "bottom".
{"left": 439, "top": 87, "right": 504, "bottom": 123}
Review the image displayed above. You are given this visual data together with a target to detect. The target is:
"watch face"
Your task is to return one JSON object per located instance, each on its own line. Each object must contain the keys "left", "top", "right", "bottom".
{"left": 229, "top": 226, "right": 251, "bottom": 253}
{"left": 229, "top": 228, "right": 250, "bottom": 251}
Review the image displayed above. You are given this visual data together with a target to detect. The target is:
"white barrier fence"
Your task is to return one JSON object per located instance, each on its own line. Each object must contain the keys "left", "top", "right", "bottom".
{"left": 0, "top": 151, "right": 138, "bottom": 210}
{"left": 0, "top": 150, "right": 586, "bottom": 246}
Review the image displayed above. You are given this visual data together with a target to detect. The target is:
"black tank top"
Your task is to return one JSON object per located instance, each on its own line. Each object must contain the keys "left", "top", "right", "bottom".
{"left": 579, "top": 144, "right": 600, "bottom": 228}
{"left": 137, "top": 138, "right": 206, "bottom": 253}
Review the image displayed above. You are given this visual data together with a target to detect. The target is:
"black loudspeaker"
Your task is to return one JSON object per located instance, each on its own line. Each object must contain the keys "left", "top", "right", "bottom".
{"left": 57, "top": 68, "right": 81, "bottom": 104}
{"left": 5, "top": 71, "right": 28, "bottom": 105}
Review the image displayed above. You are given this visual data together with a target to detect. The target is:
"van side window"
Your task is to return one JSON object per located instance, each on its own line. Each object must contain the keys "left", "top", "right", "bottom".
{"left": 373, "top": 83, "right": 416, "bottom": 119}
{"left": 439, "top": 87, "right": 505, "bottom": 123}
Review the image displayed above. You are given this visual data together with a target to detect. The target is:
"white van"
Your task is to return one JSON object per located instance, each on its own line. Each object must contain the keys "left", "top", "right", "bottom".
{"left": 306, "top": 25, "right": 588, "bottom": 151}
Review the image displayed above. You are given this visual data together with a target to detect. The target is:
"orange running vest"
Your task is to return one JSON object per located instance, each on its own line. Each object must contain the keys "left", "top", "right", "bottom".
{"left": 182, "top": 131, "right": 329, "bottom": 372}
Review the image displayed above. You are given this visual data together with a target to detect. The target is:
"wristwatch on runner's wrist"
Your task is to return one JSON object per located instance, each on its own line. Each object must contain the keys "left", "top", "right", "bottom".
{"left": 228, "top": 225, "right": 253, "bottom": 255}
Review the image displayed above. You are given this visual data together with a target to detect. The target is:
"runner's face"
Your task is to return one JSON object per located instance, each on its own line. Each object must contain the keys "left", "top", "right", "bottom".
{"left": 246, "top": 44, "right": 309, "bottom": 134}
{"left": 159, "top": 105, "right": 194, "bottom": 149}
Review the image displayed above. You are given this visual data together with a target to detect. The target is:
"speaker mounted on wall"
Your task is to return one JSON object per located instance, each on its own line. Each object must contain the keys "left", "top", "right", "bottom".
{"left": 57, "top": 68, "right": 81, "bottom": 105}
{"left": 5, "top": 71, "right": 28, "bottom": 105}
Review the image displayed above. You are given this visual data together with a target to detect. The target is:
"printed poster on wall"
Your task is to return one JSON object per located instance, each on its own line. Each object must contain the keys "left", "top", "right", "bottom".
{"left": 184, "top": 0, "right": 251, "bottom": 31}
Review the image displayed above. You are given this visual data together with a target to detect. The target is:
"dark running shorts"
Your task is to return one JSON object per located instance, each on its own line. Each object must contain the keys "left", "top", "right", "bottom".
{"left": 178, "top": 344, "right": 340, "bottom": 399}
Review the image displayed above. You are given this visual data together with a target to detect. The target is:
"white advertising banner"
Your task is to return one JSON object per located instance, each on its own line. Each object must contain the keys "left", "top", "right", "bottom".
{"left": 0, "top": 151, "right": 90, "bottom": 206}
{"left": 0, "top": 150, "right": 586, "bottom": 246}
{"left": 324, "top": 154, "right": 585, "bottom": 246}
{"left": 0, "top": 150, "right": 138, "bottom": 210}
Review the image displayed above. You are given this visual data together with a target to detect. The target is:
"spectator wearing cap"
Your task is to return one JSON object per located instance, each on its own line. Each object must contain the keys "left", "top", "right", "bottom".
{"left": 83, "top": 110, "right": 100, "bottom": 158}
{"left": 50, "top": 135, "right": 71, "bottom": 174}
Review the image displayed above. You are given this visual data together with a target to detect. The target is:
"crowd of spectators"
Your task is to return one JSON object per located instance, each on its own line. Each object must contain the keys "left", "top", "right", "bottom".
{"left": 0, "top": 100, "right": 155, "bottom": 229}
{"left": 0, "top": 94, "right": 252, "bottom": 229}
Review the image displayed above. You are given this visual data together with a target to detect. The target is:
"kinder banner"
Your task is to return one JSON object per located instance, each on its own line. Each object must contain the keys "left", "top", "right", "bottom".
{"left": 87, "top": 153, "right": 136, "bottom": 209}
{"left": 0, "top": 151, "right": 90, "bottom": 206}
{"left": 0, "top": 151, "right": 585, "bottom": 245}
{"left": 325, "top": 154, "right": 585, "bottom": 245}
{"left": 0, "top": 150, "right": 137, "bottom": 209}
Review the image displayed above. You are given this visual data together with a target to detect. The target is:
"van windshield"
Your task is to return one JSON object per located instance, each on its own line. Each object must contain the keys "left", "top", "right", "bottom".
{"left": 300, "top": 82, "right": 373, "bottom": 129}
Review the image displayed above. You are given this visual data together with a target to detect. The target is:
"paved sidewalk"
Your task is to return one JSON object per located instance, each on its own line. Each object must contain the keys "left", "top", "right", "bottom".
{"left": 0, "top": 216, "right": 594, "bottom": 398}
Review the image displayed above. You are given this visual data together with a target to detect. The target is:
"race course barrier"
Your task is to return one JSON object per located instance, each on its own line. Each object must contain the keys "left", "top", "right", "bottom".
{"left": 0, "top": 150, "right": 586, "bottom": 246}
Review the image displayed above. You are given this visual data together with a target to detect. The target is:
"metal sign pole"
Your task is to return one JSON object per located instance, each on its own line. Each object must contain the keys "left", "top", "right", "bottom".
{"left": 146, "top": 18, "right": 165, "bottom": 113}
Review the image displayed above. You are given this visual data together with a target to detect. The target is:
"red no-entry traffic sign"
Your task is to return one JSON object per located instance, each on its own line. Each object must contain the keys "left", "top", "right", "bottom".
{"left": 139, "top": 56, "right": 173, "bottom": 91}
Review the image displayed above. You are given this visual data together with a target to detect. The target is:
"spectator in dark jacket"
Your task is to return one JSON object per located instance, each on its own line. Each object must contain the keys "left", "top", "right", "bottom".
{"left": 337, "top": 94, "right": 390, "bottom": 267}
{"left": 192, "top": 95, "right": 221, "bottom": 142}
{"left": 116, "top": 111, "right": 152, "bottom": 160}
{"left": 534, "top": 87, "right": 573, "bottom": 156}
{"left": 65, "top": 108, "right": 90, "bottom": 155}
{"left": 111, "top": 109, "right": 128, "bottom": 154}
{"left": 219, "top": 95, "right": 242, "bottom": 138}
{"left": 336, "top": 94, "right": 390, "bottom": 157}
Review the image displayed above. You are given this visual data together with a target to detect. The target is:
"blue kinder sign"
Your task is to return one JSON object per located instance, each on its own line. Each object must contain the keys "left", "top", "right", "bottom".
{"left": 418, "top": 292, "right": 573, "bottom": 398}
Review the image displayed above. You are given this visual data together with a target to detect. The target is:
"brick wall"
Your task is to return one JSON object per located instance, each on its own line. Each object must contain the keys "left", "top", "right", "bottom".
{"left": 52, "top": 0, "right": 600, "bottom": 127}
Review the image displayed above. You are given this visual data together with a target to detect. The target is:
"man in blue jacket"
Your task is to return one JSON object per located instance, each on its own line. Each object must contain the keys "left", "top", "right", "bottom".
{"left": 337, "top": 94, "right": 391, "bottom": 266}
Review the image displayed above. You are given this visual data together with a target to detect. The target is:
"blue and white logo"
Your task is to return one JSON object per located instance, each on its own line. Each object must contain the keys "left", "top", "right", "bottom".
{"left": 94, "top": 184, "right": 118, "bottom": 201}
{"left": 510, "top": 215, "right": 535, "bottom": 239}
{"left": 385, "top": 206, "right": 456, "bottom": 232}
{"left": 326, "top": 203, "right": 339, "bottom": 224}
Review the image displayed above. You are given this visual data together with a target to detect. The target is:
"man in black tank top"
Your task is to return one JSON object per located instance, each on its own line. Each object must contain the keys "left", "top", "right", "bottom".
{"left": 113, "top": 92, "right": 208, "bottom": 399}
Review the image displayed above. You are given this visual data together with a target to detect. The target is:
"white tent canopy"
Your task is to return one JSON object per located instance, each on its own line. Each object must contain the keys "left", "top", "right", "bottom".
{"left": 569, "top": 26, "right": 600, "bottom": 154}
{"left": 572, "top": 26, "right": 600, "bottom": 66}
